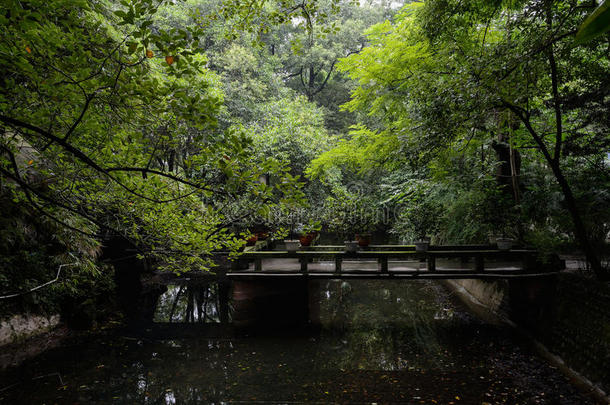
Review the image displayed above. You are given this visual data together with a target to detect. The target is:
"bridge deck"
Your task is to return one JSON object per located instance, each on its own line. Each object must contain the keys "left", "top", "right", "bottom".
{"left": 223, "top": 247, "right": 563, "bottom": 280}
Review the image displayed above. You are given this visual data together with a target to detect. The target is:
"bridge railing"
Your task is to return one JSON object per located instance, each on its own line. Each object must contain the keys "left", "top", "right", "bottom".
{"left": 295, "top": 244, "right": 493, "bottom": 251}
{"left": 233, "top": 248, "right": 564, "bottom": 278}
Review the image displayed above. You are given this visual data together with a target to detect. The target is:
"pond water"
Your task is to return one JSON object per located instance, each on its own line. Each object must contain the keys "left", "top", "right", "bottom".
{"left": 0, "top": 280, "right": 599, "bottom": 404}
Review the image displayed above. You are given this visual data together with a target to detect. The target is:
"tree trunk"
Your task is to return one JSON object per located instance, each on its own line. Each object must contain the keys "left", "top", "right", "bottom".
{"left": 185, "top": 288, "right": 194, "bottom": 322}
{"left": 549, "top": 160, "right": 607, "bottom": 279}
{"left": 168, "top": 285, "right": 184, "bottom": 322}
{"left": 167, "top": 150, "right": 175, "bottom": 173}
{"left": 508, "top": 141, "right": 520, "bottom": 204}
{"left": 307, "top": 65, "right": 315, "bottom": 102}
{"left": 542, "top": 3, "right": 606, "bottom": 279}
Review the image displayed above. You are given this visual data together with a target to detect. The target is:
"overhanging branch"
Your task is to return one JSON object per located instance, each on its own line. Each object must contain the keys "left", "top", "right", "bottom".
{"left": 0, "top": 115, "right": 228, "bottom": 203}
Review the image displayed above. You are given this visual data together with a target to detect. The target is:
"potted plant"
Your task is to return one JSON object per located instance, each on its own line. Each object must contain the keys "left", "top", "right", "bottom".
{"left": 496, "top": 237, "right": 514, "bottom": 251}
{"left": 299, "top": 220, "right": 321, "bottom": 247}
{"left": 494, "top": 220, "right": 519, "bottom": 251}
{"left": 256, "top": 231, "right": 269, "bottom": 241}
{"left": 274, "top": 205, "right": 302, "bottom": 252}
{"left": 323, "top": 197, "right": 351, "bottom": 250}
{"left": 284, "top": 239, "right": 300, "bottom": 252}
{"left": 245, "top": 233, "right": 258, "bottom": 246}
{"left": 353, "top": 198, "right": 380, "bottom": 249}
{"left": 325, "top": 195, "right": 378, "bottom": 252}
{"left": 272, "top": 225, "right": 299, "bottom": 252}
{"left": 393, "top": 198, "right": 442, "bottom": 252}
{"left": 486, "top": 195, "right": 520, "bottom": 251}
{"left": 355, "top": 232, "right": 372, "bottom": 247}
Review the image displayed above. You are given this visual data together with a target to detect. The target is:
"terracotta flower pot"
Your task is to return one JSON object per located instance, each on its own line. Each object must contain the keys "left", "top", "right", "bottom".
{"left": 246, "top": 235, "right": 258, "bottom": 246}
{"left": 356, "top": 233, "right": 371, "bottom": 247}
{"left": 256, "top": 232, "right": 269, "bottom": 241}
{"left": 299, "top": 234, "right": 313, "bottom": 246}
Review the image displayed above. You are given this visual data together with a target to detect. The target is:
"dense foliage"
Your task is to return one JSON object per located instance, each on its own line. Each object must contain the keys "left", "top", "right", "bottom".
{"left": 0, "top": 0, "right": 608, "bottom": 318}
{"left": 315, "top": 0, "right": 610, "bottom": 277}
{"left": 0, "top": 0, "right": 309, "bottom": 314}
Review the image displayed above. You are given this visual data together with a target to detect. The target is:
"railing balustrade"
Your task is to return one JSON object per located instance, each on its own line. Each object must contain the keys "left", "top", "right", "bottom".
{"left": 228, "top": 245, "right": 564, "bottom": 279}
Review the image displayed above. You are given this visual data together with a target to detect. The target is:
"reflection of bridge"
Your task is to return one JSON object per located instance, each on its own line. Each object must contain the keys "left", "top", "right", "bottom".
{"left": 224, "top": 245, "right": 564, "bottom": 280}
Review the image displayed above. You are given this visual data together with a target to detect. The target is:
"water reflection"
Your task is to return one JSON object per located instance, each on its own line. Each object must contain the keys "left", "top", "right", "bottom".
{"left": 0, "top": 280, "right": 595, "bottom": 404}
{"left": 317, "top": 280, "right": 453, "bottom": 371}
{"left": 154, "top": 283, "right": 230, "bottom": 324}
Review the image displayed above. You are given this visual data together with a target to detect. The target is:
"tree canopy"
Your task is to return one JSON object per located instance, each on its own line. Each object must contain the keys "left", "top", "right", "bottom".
{"left": 315, "top": 0, "right": 610, "bottom": 277}
{"left": 1, "top": 0, "right": 609, "bottom": 315}
{"left": 0, "top": 0, "right": 306, "bottom": 278}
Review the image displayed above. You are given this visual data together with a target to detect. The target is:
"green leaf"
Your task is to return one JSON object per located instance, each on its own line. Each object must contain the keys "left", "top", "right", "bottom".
{"left": 575, "top": 0, "right": 610, "bottom": 44}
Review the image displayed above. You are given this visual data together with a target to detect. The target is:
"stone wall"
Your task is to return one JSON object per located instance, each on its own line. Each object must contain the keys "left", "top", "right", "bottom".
{"left": 0, "top": 313, "right": 60, "bottom": 346}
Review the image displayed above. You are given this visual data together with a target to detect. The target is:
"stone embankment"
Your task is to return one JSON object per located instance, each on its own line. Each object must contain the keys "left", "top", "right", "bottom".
{"left": 443, "top": 267, "right": 610, "bottom": 404}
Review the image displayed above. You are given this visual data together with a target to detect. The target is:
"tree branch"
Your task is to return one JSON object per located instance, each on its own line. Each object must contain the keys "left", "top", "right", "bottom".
{"left": 284, "top": 67, "right": 303, "bottom": 79}
{"left": 312, "top": 59, "right": 337, "bottom": 97}
{"left": 63, "top": 93, "right": 95, "bottom": 142}
{"left": 502, "top": 100, "right": 554, "bottom": 164}
{"left": 0, "top": 145, "right": 100, "bottom": 238}
{"left": 105, "top": 167, "right": 227, "bottom": 194}
{"left": 546, "top": 7, "right": 563, "bottom": 164}
{"left": 0, "top": 262, "right": 78, "bottom": 300}
{"left": 0, "top": 115, "right": 223, "bottom": 203}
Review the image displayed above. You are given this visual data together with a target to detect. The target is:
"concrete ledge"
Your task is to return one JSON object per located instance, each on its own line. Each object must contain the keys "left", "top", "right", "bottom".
{"left": 440, "top": 279, "right": 506, "bottom": 325}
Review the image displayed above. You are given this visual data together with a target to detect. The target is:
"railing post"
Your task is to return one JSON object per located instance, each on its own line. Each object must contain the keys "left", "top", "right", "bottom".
{"left": 427, "top": 255, "right": 436, "bottom": 272}
{"left": 254, "top": 257, "right": 262, "bottom": 272}
{"left": 232, "top": 257, "right": 249, "bottom": 270}
{"left": 523, "top": 253, "right": 537, "bottom": 272}
{"left": 379, "top": 256, "right": 388, "bottom": 273}
{"left": 335, "top": 257, "right": 342, "bottom": 274}
{"left": 475, "top": 254, "right": 484, "bottom": 272}
{"left": 216, "top": 266, "right": 227, "bottom": 281}
{"left": 300, "top": 256, "right": 308, "bottom": 274}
